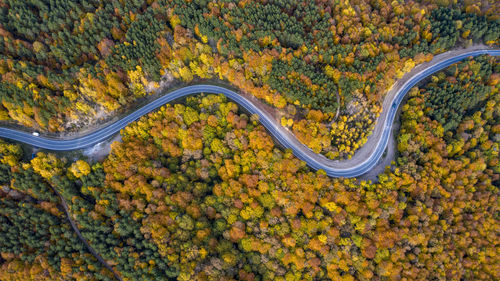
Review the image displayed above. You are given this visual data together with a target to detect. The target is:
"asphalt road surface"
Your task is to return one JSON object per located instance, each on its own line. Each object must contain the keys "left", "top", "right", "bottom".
{"left": 0, "top": 48, "right": 498, "bottom": 177}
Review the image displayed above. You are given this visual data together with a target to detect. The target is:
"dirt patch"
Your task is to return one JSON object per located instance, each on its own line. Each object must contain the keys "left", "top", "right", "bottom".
{"left": 82, "top": 133, "right": 122, "bottom": 163}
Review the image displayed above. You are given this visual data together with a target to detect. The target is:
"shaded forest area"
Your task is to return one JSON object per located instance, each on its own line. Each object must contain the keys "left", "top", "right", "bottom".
{"left": 0, "top": 56, "right": 498, "bottom": 280}
{"left": 0, "top": 140, "right": 115, "bottom": 280}
{"left": 0, "top": 0, "right": 498, "bottom": 159}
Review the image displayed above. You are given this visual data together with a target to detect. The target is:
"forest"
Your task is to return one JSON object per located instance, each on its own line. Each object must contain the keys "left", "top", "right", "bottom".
{"left": 0, "top": 0, "right": 498, "bottom": 159}
{"left": 0, "top": 140, "right": 115, "bottom": 280}
{"left": 0, "top": 54, "right": 498, "bottom": 280}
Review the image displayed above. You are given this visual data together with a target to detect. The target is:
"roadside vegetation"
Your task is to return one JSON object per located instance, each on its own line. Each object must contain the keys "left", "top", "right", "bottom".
{"left": 0, "top": 139, "right": 115, "bottom": 281}
{"left": 0, "top": 54, "right": 498, "bottom": 280}
{"left": 0, "top": 0, "right": 498, "bottom": 159}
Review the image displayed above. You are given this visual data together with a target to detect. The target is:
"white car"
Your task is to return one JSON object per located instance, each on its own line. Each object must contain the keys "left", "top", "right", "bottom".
{"left": 32, "top": 132, "right": 39, "bottom": 136}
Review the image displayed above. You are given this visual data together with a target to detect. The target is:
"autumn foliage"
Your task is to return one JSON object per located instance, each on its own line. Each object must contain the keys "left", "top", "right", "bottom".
{"left": 0, "top": 0, "right": 498, "bottom": 159}
{"left": 0, "top": 2, "right": 499, "bottom": 281}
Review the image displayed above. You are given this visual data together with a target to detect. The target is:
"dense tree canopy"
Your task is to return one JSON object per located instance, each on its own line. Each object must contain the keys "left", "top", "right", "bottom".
{"left": 0, "top": 0, "right": 497, "bottom": 159}
{"left": 0, "top": 2, "right": 498, "bottom": 280}
{"left": 3, "top": 52, "right": 498, "bottom": 279}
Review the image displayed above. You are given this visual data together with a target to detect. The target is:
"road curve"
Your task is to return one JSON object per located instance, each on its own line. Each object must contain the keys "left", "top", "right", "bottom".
{"left": 0, "top": 48, "right": 498, "bottom": 177}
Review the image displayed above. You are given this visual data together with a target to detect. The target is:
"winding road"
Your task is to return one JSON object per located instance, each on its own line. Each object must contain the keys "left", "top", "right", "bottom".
{"left": 0, "top": 47, "right": 499, "bottom": 177}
